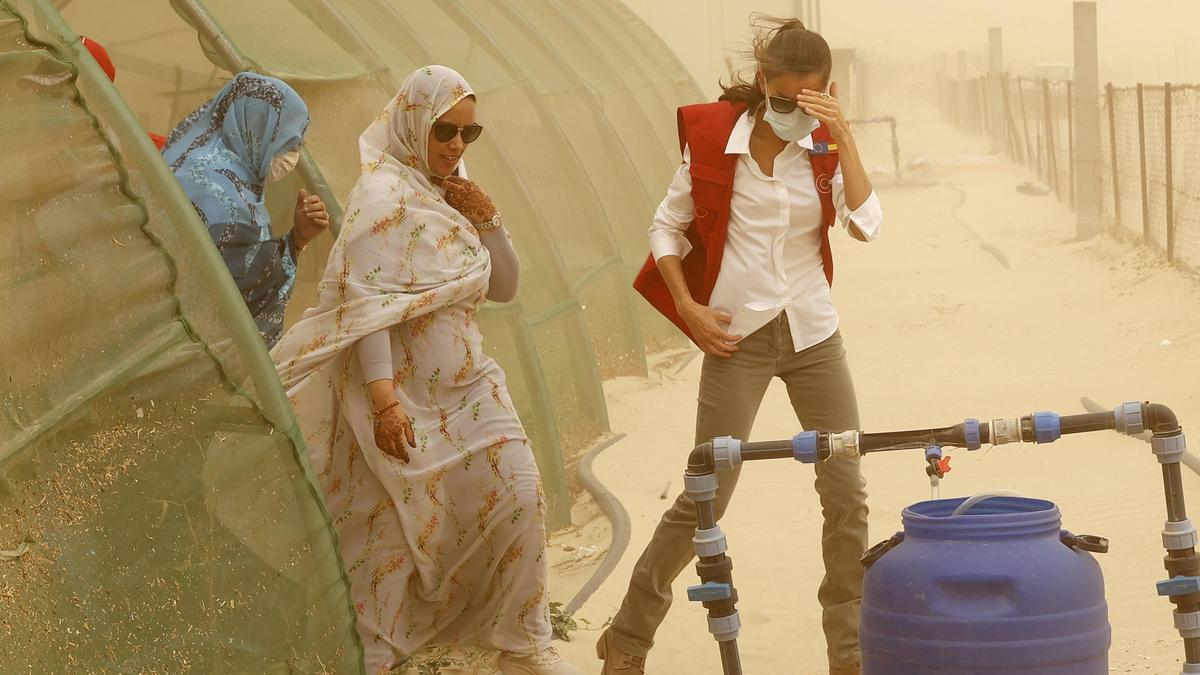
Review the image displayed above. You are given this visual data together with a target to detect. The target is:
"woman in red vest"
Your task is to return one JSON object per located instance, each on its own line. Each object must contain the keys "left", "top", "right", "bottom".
{"left": 602, "top": 17, "right": 881, "bottom": 675}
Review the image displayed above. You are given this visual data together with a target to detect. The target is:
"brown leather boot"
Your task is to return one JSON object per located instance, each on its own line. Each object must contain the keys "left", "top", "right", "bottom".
{"left": 829, "top": 662, "right": 861, "bottom": 675}
{"left": 595, "top": 631, "right": 645, "bottom": 674}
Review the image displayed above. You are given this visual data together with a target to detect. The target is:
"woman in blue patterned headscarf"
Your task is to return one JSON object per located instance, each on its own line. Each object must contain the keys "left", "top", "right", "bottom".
{"left": 162, "top": 73, "right": 329, "bottom": 346}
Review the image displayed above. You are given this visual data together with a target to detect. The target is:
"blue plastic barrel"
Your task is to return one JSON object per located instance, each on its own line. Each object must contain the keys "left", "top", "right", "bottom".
{"left": 861, "top": 495, "right": 1110, "bottom": 674}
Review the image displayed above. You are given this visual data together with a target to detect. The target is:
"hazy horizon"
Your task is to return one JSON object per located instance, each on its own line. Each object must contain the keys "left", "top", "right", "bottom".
{"left": 623, "top": 0, "right": 1199, "bottom": 96}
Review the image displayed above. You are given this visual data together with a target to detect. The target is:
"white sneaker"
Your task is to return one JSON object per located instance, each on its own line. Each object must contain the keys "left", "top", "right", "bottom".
{"left": 497, "top": 645, "right": 583, "bottom": 675}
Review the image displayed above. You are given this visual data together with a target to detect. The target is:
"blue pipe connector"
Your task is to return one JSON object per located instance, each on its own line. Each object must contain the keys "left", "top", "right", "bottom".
{"left": 1033, "top": 411, "right": 1062, "bottom": 444}
{"left": 793, "top": 431, "right": 820, "bottom": 464}
{"left": 963, "top": 418, "right": 982, "bottom": 450}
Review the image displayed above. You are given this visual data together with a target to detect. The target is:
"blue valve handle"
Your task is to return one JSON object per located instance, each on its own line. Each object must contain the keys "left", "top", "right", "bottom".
{"left": 1157, "top": 576, "right": 1200, "bottom": 597}
{"left": 687, "top": 582, "right": 733, "bottom": 603}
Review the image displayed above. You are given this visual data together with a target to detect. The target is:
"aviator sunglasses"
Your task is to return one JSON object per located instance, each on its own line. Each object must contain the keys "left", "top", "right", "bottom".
{"left": 767, "top": 90, "right": 831, "bottom": 115}
{"left": 432, "top": 121, "right": 484, "bottom": 144}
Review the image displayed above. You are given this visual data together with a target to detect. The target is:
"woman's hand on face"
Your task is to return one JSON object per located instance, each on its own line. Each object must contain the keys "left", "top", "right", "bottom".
{"left": 437, "top": 176, "right": 497, "bottom": 226}
{"left": 373, "top": 399, "right": 416, "bottom": 462}
{"left": 679, "top": 301, "right": 741, "bottom": 358}
{"left": 798, "top": 82, "right": 851, "bottom": 144}
{"left": 293, "top": 189, "right": 330, "bottom": 249}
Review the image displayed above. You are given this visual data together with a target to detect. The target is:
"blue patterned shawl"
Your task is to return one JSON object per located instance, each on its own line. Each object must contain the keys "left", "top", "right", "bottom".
{"left": 162, "top": 73, "right": 310, "bottom": 346}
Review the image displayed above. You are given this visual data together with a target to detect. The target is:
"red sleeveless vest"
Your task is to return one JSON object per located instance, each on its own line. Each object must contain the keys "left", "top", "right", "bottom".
{"left": 632, "top": 100, "right": 841, "bottom": 344}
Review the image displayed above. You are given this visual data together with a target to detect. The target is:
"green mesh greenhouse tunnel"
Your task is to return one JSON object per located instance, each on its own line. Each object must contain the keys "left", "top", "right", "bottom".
{"left": 1, "top": 0, "right": 704, "bottom": 669}
{"left": 51, "top": 0, "right": 704, "bottom": 526}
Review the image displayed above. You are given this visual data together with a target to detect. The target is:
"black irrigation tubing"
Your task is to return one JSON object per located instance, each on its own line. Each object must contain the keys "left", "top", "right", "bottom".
{"left": 565, "top": 432, "right": 632, "bottom": 616}
{"left": 940, "top": 183, "right": 1013, "bottom": 269}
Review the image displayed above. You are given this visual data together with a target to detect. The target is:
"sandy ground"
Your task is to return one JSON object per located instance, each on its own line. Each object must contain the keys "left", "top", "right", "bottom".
{"left": 545, "top": 113, "right": 1200, "bottom": 674}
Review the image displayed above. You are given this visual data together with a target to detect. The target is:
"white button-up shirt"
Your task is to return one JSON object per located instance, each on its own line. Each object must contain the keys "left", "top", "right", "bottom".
{"left": 648, "top": 111, "right": 883, "bottom": 352}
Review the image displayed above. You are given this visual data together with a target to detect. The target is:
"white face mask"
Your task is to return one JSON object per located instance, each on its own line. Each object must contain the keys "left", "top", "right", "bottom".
{"left": 268, "top": 149, "right": 301, "bottom": 182}
{"left": 762, "top": 101, "right": 820, "bottom": 142}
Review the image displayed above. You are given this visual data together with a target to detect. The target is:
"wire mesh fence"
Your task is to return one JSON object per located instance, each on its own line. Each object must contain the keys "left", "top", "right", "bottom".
{"left": 941, "top": 75, "right": 1200, "bottom": 275}
{"left": 1172, "top": 85, "right": 1200, "bottom": 269}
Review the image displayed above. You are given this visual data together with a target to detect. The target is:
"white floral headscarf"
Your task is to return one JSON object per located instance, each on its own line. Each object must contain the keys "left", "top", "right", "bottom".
{"left": 368, "top": 64, "right": 472, "bottom": 185}
{"left": 272, "top": 65, "right": 485, "bottom": 389}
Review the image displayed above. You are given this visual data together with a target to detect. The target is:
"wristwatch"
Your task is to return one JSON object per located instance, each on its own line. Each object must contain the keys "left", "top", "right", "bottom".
{"left": 476, "top": 213, "right": 503, "bottom": 234}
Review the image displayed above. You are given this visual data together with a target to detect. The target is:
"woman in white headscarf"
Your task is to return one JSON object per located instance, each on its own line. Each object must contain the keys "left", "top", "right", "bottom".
{"left": 271, "top": 66, "right": 580, "bottom": 675}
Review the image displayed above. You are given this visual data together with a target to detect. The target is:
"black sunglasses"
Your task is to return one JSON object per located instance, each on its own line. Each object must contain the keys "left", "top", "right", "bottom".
{"left": 768, "top": 94, "right": 801, "bottom": 114}
{"left": 432, "top": 121, "right": 484, "bottom": 144}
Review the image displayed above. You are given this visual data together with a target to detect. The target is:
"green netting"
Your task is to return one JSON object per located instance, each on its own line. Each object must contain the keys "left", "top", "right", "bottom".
{"left": 0, "top": 0, "right": 362, "bottom": 670}
{"left": 45, "top": 0, "right": 703, "bottom": 527}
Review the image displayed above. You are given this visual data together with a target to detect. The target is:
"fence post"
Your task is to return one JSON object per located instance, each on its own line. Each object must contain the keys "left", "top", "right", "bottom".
{"left": 988, "top": 27, "right": 1006, "bottom": 151}
{"left": 979, "top": 75, "right": 988, "bottom": 134}
{"left": 956, "top": 49, "right": 969, "bottom": 131}
{"left": 1001, "top": 73, "right": 1022, "bottom": 163}
{"left": 1073, "top": 0, "right": 1101, "bottom": 236}
{"left": 1043, "top": 78, "right": 1060, "bottom": 197}
{"left": 1137, "top": 83, "right": 1150, "bottom": 242}
{"left": 1067, "top": 79, "right": 1076, "bottom": 209}
{"left": 1106, "top": 83, "right": 1121, "bottom": 231}
{"left": 1165, "top": 82, "right": 1175, "bottom": 263}
{"left": 1018, "top": 77, "right": 1033, "bottom": 170}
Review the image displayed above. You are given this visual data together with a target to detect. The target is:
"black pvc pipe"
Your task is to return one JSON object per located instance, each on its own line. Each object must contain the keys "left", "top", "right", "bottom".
{"left": 741, "top": 440, "right": 792, "bottom": 454}
{"left": 1139, "top": 403, "right": 1199, "bottom": 670}
{"left": 741, "top": 439, "right": 793, "bottom": 462}
{"left": 719, "top": 640, "right": 742, "bottom": 675}
{"left": 860, "top": 425, "right": 965, "bottom": 453}
{"left": 689, "top": 477, "right": 742, "bottom": 675}
{"left": 741, "top": 447, "right": 794, "bottom": 461}
{"left": 1059, "top": 412, "right": 1117, "bottom": 435}
{"left": 1186, "top": 638, "right": 1200, "bottom": 665}
{"left": 1164, "top": 462, "right": 1190, "bottom": 524}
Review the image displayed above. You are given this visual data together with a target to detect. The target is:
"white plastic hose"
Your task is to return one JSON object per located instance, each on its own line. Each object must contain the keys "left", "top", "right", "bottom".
{"left": 951, "top": 490, "right": 1029, "bottom": 516}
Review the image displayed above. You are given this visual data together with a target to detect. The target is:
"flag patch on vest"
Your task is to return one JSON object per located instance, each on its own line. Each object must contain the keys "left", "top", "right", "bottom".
{"left": 810, "top": 142, "right": 838, "bottom": 155}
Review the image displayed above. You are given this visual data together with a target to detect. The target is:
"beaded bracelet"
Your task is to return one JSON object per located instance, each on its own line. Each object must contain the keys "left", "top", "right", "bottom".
{"left": 371, "top": 400, "right": 402, "bottom": 419}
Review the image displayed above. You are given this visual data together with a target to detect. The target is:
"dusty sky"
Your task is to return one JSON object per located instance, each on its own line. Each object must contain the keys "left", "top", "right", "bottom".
{"left": 623, "top": 0, "right": 1199, "bottom": 94}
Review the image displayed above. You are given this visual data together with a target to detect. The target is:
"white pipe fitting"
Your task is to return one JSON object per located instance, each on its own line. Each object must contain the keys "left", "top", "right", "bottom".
{"left": 708, "top": 611, "right": 742, "bottom": 642}
{"left": 1175, "top": 610, "right": 1200, "bottom": 639}
{"left": 684, "top": 473, "right": 719, "bottom": 503}
{"left": 712, "top": 436, "right": 743, "bottom": 471}
{"left": 828, "top": 431, "right": 860, "bottom": 458}
{"left": 692, "top": 526, "right": 728, "bottom": 558}
{"left": 990, "top": 417, "right": 1023, "bottom": 445}
{"left": 1164, "top": 519, "right": 1200, "bottom": 551}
